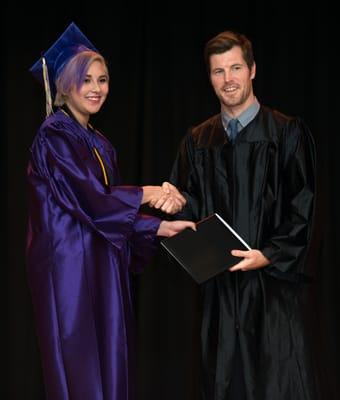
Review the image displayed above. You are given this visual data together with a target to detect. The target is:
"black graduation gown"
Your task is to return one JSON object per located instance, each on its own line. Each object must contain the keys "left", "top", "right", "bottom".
{"left": 170, "top": 106, "right": 318, "bottom": 400}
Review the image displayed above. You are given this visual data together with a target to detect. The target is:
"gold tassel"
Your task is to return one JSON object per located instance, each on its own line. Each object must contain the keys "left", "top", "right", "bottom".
{"left": 93, "top": 147, "right": 109, "bottom": 186}
{"left": 42, "top": 57, "right": 53, "bottom": 117}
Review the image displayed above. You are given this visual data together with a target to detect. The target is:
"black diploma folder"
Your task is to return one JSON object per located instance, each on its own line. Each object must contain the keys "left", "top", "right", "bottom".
{"left": 161, "top": 213, "right": 251, "bottom": 284}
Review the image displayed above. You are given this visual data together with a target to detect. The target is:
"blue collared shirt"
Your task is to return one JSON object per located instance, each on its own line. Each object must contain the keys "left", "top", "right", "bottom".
{"left": 221, "top": 98, "right": 260, "bottom": 140}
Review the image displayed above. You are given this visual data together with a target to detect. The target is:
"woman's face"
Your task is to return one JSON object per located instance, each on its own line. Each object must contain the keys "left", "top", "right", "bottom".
{"left": 66, "top": 59, "right": 109, "bottom": 127}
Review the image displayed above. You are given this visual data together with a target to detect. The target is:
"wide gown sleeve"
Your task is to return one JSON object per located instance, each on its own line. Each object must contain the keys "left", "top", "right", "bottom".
{"left": 30, "top": 124, "right": 160, "bottom": 250}
{"left": 261, "top": 118, "right": 316, "bottom": 281}
{"left": 128, "top": 214, "right": 161, "bottom": 273}
{"left": 169, "top": 132, "right": 201, "bottom": 221}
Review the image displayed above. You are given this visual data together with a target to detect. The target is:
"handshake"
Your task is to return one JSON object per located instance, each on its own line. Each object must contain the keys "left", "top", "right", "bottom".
{"left": 142, "top": 182, "right": 186, "bottom": 215}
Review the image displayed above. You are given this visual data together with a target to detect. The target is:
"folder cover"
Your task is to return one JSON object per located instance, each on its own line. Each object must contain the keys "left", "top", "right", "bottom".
{"left": 161, "top": 213, "right": 251, "bottom": 284}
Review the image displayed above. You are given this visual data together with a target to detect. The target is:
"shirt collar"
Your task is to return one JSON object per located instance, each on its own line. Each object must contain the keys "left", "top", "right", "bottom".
{"left": 221, "top": 97, "right": 260, "bottom": 132}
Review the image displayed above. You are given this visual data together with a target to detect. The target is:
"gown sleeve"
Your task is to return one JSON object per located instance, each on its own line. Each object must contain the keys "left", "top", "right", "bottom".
{"left": 30, "top": 123, "right": 160, "bottom": 250}
{"left": 128, "top": 214, "right": 161, "bottom": 273}
{"left": 261, "top": 118, "right": 316, "bottom": 281}
{"left": 169, "top": 132, "right": 201, "bottom": 221}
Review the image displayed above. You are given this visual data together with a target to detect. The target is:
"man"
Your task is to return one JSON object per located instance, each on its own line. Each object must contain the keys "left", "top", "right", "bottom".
{"left": 170, "top": 30, "right": 317, "bottom": 400}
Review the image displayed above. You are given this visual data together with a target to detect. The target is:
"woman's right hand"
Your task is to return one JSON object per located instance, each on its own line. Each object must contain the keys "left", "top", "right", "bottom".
{"left": 142, "top": 182, "right": 186, "bottom": 215}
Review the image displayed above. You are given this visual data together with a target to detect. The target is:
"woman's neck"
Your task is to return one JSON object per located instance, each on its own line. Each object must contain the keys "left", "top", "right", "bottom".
{"left": 62, "top": 104, "right": 89, "bottom": 129}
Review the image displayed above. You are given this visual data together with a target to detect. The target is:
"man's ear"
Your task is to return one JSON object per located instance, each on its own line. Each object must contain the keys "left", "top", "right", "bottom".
{"left": 250, "top": 62, "right": 256, "bottom": 80}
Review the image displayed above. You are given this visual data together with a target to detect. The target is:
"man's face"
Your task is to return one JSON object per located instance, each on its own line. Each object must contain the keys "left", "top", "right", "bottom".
{"left": 209, "top": 46, "right": 256, "bottom": 115}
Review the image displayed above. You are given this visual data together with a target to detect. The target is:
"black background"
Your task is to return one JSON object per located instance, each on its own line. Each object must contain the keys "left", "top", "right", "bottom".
{"left": 4, "top": 1, "right": 338, "bottom": 399}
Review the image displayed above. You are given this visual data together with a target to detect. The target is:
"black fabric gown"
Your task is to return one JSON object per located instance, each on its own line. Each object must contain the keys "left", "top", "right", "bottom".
{"left": 170, "top": 106, "right": 318, "bottom": 400}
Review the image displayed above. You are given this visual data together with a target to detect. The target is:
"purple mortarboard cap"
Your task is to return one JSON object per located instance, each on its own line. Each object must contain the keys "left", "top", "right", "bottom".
{"left": 29, "top": 22, "right": 98, "bottom": 116}
{"left": 30, "top": 22, "right": 98, "bottom": 89}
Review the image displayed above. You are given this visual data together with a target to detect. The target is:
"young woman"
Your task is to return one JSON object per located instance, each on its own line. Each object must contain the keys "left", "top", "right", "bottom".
{"left": 26, "top": 22, "right": 195, "bottom": 400}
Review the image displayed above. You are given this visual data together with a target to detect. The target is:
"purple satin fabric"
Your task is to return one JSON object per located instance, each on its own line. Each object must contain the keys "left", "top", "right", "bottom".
{"left": 26, "top": 109, "right": 161, "bottom": 400}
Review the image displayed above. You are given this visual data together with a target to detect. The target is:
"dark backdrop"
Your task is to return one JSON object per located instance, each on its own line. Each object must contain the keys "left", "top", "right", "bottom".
{"left": 4, "top": 1, "right": 339, "bottom": 399}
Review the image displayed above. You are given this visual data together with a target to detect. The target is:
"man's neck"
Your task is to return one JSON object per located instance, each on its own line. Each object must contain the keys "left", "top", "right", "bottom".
{"left": 222, "top": 93, "right": 256, "bottom": 119}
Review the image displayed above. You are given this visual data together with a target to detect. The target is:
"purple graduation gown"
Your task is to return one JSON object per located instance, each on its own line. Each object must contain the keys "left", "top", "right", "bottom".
{"left": 26, "top": 109, "right": 161, "bottom": 400}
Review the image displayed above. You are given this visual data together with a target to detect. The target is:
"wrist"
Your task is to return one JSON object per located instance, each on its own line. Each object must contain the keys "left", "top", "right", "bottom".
{"left": 156, "top": 220, "right": 168, "bottom": 236}
{"left": 142, "top": 186, "right": 161, "bottom": 204}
